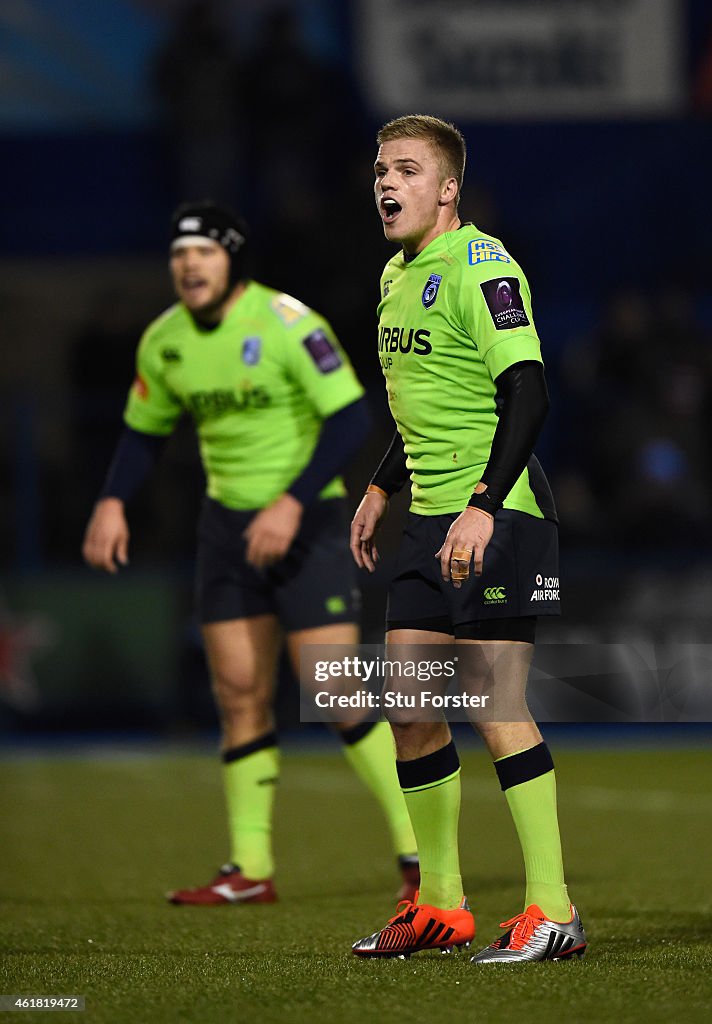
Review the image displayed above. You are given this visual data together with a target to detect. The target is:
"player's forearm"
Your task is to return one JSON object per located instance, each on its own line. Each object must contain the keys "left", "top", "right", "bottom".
{"left": 467, "top": 361, "right": 549, "bottom": 517}
{"left": 99, "top": 426, "right": 167, "bottom": 503}
{"left": 287, "top": 397, "right": 371, "bottom": 506}
{"left": 369, "top": 429, "right": 408, "bottom": 498}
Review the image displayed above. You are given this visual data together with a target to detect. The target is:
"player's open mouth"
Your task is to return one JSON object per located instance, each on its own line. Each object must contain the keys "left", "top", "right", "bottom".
{"left": 182, "top": 279, "right": 207, "bottom": 295}
{"left": 381, "top": 198, "right": 402, "bottom": 224}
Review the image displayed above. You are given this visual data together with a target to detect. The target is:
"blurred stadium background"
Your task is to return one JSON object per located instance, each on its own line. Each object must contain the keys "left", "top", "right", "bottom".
{"left": 3, "top": 0, "right": 712, "bottom": 735}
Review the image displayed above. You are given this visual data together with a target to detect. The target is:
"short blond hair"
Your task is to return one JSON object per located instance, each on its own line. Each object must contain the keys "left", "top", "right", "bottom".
{"left": 377, "top": 114, "right": 466, "bottom": 200}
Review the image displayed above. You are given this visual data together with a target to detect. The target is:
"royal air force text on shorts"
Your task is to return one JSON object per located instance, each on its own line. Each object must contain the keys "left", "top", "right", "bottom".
{"left": 531, "top": 574, "right": 559, "bottom": 602}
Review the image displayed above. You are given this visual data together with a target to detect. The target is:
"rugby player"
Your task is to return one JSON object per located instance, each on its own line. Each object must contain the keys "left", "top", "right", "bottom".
{"left": 82, "top": 202, "right": 418, "bottom": 905}
{"left": 349, "top": 117, "right": 586, "bottom": 961}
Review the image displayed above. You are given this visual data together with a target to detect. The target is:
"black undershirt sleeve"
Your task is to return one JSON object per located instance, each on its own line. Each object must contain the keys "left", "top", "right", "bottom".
{"left": 369, "top": 429, "right": 408, "bottom": 497}
{"left": 467, "top": 360, "right": 549, "bottom": 517}
{"left": 287, "top": 396, "right": 371, "bottom": 506}
{"left": 99, "top": 426, "right": 167, "bottom": 503}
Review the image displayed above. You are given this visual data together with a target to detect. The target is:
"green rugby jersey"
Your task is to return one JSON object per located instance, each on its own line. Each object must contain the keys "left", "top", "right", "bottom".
{"left": 378, "top": 223, "right": 554, "bottom": 518}
{"left": 124, "top": 281, "right": 364, "bottom": 510}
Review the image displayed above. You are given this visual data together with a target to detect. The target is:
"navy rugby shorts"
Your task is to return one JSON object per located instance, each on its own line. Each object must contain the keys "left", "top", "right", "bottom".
{"left": 196, "top": 496, "right": 359, "bottom": 629}
{"left": 386, "top": 509, "right": 560, "bottom": 642}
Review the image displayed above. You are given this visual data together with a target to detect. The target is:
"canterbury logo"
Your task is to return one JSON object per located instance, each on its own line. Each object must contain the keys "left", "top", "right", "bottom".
{"left": 483, "top": 587, "right": 506, "bottom": 602}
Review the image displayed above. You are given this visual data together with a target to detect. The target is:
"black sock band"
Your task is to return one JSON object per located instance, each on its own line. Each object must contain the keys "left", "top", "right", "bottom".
{"left": 494, "top": 741, "right": 554, "bottom": 791}
{"left": 397, "top": 740, "right": 460, "bottom": 791}
{"left": 338, "top": 720, "right": 377, "bottom": 746}
{"left": 222, "top": 731, "right": 278, "bottom": 764}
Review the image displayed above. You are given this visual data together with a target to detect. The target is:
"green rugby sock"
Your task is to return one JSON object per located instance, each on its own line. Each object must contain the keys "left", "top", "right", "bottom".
{"left": 495, "top": 743, "right": 570, "bottom": 921}
{"left": 341, "top": 721, "right": 417, "bottom": 857}
{"left": 397, "top": 741, "right": 463, "bottom": 910}
{"left": 222, "top": 734, "right": 279, "bottom": 880}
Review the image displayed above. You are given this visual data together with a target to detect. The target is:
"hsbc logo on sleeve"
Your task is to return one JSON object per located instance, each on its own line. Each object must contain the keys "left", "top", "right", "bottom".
{"left": 468, "top": 238, "right": 511, "bottom": 265}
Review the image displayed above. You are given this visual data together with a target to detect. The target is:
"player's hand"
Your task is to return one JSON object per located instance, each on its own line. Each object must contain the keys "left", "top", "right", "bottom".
{"left": 350, "top": 489, "right": 388, "bottom": 572}
{"left": 435, "top": 507, "right": 494, "bottom": 588}
{"left": 244, "top": 493, "right": 303, "bottom": 569}
{"left": 82, "top": 497, "right": 130, "bottom": 574}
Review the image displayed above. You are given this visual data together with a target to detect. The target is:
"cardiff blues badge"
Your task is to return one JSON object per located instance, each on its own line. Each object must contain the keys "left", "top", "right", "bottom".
{"left": 422, "top": 273, "right": 442, "bottom": 309}
{"left": 242, "top": 336, "right": 262, "bottom": 365}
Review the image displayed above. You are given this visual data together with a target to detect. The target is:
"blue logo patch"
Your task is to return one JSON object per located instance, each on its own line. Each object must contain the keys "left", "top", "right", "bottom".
{"left": 468, "top": 239, "right": 511, "bottom": 266}
{"left": 422, "top": 274, "right": 442, "bottom": 309}
{"left": 242, "top": 336, "right": 262, "bottom": 365}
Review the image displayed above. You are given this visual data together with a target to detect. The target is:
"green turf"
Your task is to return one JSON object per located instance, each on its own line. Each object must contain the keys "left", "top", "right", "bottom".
{"left": 2, "top": 745, "right": 712, "bottom": 1023}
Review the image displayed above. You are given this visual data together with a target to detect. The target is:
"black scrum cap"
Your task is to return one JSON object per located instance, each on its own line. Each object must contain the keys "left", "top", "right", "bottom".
{"left": 170, "top": 201, "right": 250, "bottom": 283}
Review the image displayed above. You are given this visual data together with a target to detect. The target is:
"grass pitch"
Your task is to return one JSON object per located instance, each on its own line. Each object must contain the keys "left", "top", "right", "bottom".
{"left": 2, "top": 740, "right": 712, "bottom": 1023}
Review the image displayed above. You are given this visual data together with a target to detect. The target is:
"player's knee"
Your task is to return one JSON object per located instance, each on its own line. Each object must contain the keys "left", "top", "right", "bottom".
{"left": 471, "top": 719, "right": 495, "bottom": 742}
{"left": 388, "top": 720, "right": 419, "bottom": 741}
{"left": 472, "top": 719, "right": 531, "bottom": 744}
{"left": 210, "top": 670, "right": 268, "bottom": 714}
{"left": 389, "top": 720, "right": 446, "bottom": 760}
